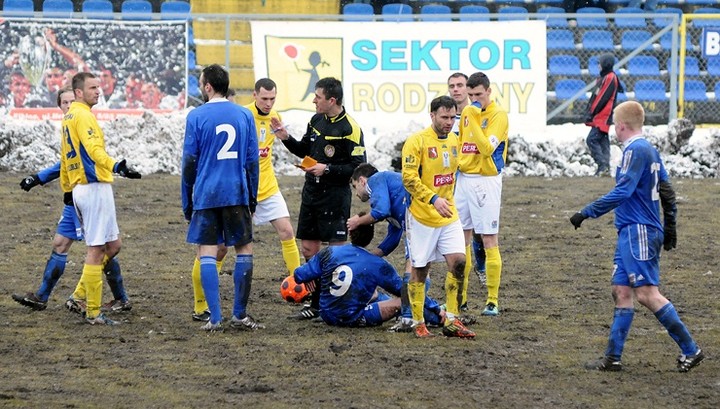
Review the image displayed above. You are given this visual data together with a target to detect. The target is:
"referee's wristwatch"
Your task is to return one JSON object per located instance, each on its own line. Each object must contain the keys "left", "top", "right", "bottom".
{"left": 324, "top": 164, "right": 330, "bottom": 175}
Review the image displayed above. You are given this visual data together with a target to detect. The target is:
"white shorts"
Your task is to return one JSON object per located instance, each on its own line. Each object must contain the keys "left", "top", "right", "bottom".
{"left": 455, "top": 172, "right": 502, "bottom": 234}
{"left": 253, "top": 191, "right": 291, "bottom": 225}
{"left": 72, "top": 183, "right": 119, "bottom": 246}
{"left": 406, "top": 212, "right": 465, "bottom": 268}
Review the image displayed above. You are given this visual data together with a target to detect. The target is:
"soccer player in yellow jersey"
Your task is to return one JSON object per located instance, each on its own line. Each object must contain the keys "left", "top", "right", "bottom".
{"left": 401, "top": 95, "right": 475, "bottom": 338}
{"left": 60, "top": 72, "right": 141, "bottom": 325}
{"left": 188, "top": 79, "right": 302, "bottom": 321}
{"left": 456, "top": 72, "right": 509, "bottom": 317}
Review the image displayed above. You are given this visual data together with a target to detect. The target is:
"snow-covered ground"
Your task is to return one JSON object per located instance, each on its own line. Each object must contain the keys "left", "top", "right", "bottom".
{"left": 1, "top": 110, "right": 718, "bottom": 178}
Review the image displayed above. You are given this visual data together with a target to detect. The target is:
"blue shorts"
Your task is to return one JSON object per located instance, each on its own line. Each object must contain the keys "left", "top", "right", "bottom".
{"left": 57, "top": 205, "right": 83, "bottom": 241}
{"left": 357, "top": 301, "right": 384, "bottom": 327}
{"left": 611, "top": 224, "right": 662, "bottom": 287}
{"left": 186, "top": 206, "right": 253, "bottom": 246}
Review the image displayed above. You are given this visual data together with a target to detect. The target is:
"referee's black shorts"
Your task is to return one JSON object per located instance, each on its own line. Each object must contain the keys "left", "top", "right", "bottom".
{"left": 296, "top": 183, "right": 350, "bottom": 243}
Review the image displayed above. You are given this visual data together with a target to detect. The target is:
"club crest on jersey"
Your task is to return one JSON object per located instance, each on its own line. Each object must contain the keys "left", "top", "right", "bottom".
{"left": 324, "top": 144, "right": 335, "bottom": 157}
{"left": 461, "top": 143, "right": 479, "bottom": 154}
{"left": 259, "top": 147, "right": 270, "bottom": 158}
{"left": 428, "top": 147, "right": 438, "bottom": 159}
{"left": 433, "top": 173, "right": 453, "bottom": 187}
{"left": 481, "top": 119, "right": 488, "bottom": 129}
{"left": 405, "top": 155, "right": 415, "bottom": 163}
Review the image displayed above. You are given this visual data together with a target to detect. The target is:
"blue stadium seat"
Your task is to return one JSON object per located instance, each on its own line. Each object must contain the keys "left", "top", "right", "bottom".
{"left": 652, "top": 7, "right": 682, "bottom": 27}
{"left": 188, "top": 50, "right": 196, "bottom": 71}
{"left": 420, "top": 4, "right": 452, "bottom": 21}
{"left": 576, "top": 7, "right": 608, "bottom": 28}
{"left": 188, "top": 25, "right": 194, "bottom": 46}
{"left": 160, "top": 0, "right": 190, "bottom": 20}
{"left": 667, "top": 56, "right": 700, "bottom": 76}
{"left": 2, "top": 0, "right": 34, "bottom": 17}
{"left": 547, "top": 30, "right": 576, "bottom": 50}
{"left": 381, "top": 3, "right": 413, "bottom": 22}
{"left": 634, "top": 80, "right": 667, "bottom": 101}
{"left": 715, "top": 82, "right": 720, "bottom": 99}
{"left": 620, "top": 30, "right": 653, "bottom": 51}
{"left": 537, "top": 6, "right": 568, "bottom": 28}
{"left": 707, "top": 58, "right": 720, "bottom": 76}
{"left": 121, "top": 0, "right": 152, "bottom": 21}
{"left": 82, "top": 0, "right": 114, "bottom": 19}
{"left": 535, "top": 0, "right": 564, "bottom": 5}
{"left": 685, "top": 0, "right": 719, "bottom": 6}
{"left": 342, "top": 3, "right": 374, "bottom": 21}
{"left": 498, "top": 6, "right": 529, "bottom": 21}
{"left": 188, "top": 75, "right": 200, "bottom": 97}
{"left": 588, "top": 55, "right": 618, "bottom": 76}
{"left": 581, "top": 30, "right": 614, "bottom": 51}
{"left": 683, "top": 80, "right": 707, "bottom": 102}
{"left": 614, "top": 7, "right": 646, "bottom": 28}
{"left": 549, "top": 55, "right": 582, "bottom": 76}
{"left": 459, "top": 5, "right": 489, "bottom": 22}
{"left": 659, "top": 30, "right": 692, "bottom": 51}
{"left": 42, "top": 0, "right": 73, "bottom": 18}
{"left": 555, "top": 79, "right": 588, "bottom": 100}
{"left": 627, "top": 56, "right": 660, "bottom": 76}
{"left": 692, "top": 7, "right": 720, "bottom": 28}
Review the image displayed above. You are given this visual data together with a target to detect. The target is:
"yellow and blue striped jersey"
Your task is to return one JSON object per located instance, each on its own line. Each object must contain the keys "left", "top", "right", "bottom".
{"left": 458, "top": 101, "right": 509, "bottom": 176}
{"left": 60, "top": 102, "right": 116, "bottom": 191}
{"left": 401, "top": 126, "right": 459, "bottom": 227}
{"left": 244, "top": 102, "right": 281, "bottom": 202}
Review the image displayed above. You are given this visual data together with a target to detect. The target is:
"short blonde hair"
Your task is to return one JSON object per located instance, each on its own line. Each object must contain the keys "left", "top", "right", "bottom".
{"left": 613, "top": 101, "right": 644, "bottom": 131}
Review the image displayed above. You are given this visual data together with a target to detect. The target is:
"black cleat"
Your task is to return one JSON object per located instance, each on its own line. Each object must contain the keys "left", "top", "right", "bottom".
{"left": 585, "top": 356, "right": 622, "bottom": 372}
{"left": 12, "top": 292, "right": 47, "bottom": 311}
{"left": 288, "top": 304, "right": 319, "bottom": 320}
{"left": 677, "top": 349, "right": 705, "bottom": 373}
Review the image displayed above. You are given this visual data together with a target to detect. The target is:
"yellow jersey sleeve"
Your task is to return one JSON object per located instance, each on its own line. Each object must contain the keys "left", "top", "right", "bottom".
{"left": 458, "top": 102, "right": 509, "bottom": 176}
{"left": 244, "top": 102, "right": 280, "bottom": 201}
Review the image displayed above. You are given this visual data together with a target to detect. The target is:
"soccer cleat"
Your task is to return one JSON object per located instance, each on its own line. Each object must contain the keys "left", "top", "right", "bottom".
{"left": 442, "top": 318, "right": 476, "bottom": 338}
{"left": 200, "top": 321, "right": 223, "bottom": 332}
{"left": 460, "top": 302, "right": 469, "bottom": 312}
{"left": 459, "top": 315, "right": 478, "bottom": 326}
{"left": 677, "top": 349, "right": 705, "bottom": 373}
{"left": 387, "top": 318, "right": 414, "bottom": 333}
{"left": 12, "top": 292, "right": 47, "bottom": 311}
{"left": 85, "top": 313, "right": 120, "bottom": 326}
{"left": 481, "top": 303, "right": 499, "bottom": 316}
{"left": 229, "top": 314, "right": 265, "bottom": 330}
{"left": 102, "top": 299, "right": 132, "bottom": 312}
{"left": 65, "top": 297, "right": 87, "bottom": 316}
{"left": 475, "top": 268, "right": 487, "bottom": 285}
{"left": 288, "top": 304, "right": 319, "bottom": 320}
{"left": 584, "top": 356, "right": 622, "bottom": 371}
{"left": 413, "top": 323, "right": 436, "bottom": 338}
{"left": 192, "top": 310, "right": 211, "bottom": 322}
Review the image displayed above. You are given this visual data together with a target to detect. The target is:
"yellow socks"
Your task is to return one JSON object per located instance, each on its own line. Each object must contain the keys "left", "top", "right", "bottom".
{"left": 192, "top": 258, "right": 208, "bottom": 314}
{"left": 407, "top": 281, "right": 425, "bottom": 323}
{"left": 485, "top": 246, "right": 502, "bottom": 306}
{"left": 82, "top": 264, "right": 103, "bottom": 318}
{"left": 461, "top": 244, "right": 472, "bottom": 306}
{"left": 445, "top": 271, "right": 462, "bottom": 323}
{"left": 281, "top": 238, "right": 301, "bottom": 275}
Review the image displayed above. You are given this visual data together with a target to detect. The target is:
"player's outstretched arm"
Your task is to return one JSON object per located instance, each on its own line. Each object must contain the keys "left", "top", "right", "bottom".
{"left": 19, "top": 174, "right": 41, "bottom": 191}
{"left": 113, "top": 159, "right": 142, "bottom": 179}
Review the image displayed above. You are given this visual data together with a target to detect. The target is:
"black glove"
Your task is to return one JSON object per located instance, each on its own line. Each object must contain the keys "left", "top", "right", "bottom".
{"left": 249, "top": 198, "right": 257, "bottom": 214}
{"left": 20, "top": 174, "right": 41, "bottom": 191}
{"left": 63, "top": 191, "right": 73, "bottom": 206}
{"left": 570, "top": 212, "right": 587, "bottom": 229}
{"left": 184, "top": 207, "right": 193, "bottom": 222}
{"left": 114, "top": 159, "right": 142, "bottom": 179}
{"left": 663, "top": 225, "right": 677, "bottom": 251}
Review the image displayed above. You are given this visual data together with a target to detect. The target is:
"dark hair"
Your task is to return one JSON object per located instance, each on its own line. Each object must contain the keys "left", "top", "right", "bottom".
{"left": 349, "top": 211, "right": 374, "bottom": 248}
{"left": 351, "top": 163, "right": 378, "bottom": 181}
{"left": 56, "top": 85, "right": 73, "bottom": 107}
{"left": 447, "top": 72, "right": 468, "bottom": 82}
{"left": 72, "top": 72, "right": 97, "bottom": 91}
{"left": 315, "top": 77, "right": 343, "bottom": 105}
{"left": 201, "top": 64, "right": 229, "bottom": 97}
{"left": 467, "top": 72, "right": 490, "bottom": 89}
{"left": 430, "top": 95, "right": 456, "bottom": 113}
{"left": 255, "top": 78, "right": 276, "bottom": 93}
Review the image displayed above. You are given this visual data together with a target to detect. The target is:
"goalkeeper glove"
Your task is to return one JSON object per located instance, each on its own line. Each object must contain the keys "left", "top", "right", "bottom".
{"left": 114, "top": 160, "right": 142, "bottom": 179}
{"left": 663, "top": 224, "right": 677, "bottom": 251}
{"left": 20, "top": 174, "right": 41, "bottom": 191}
{"left": 570, "top": 212, "right": 587, "bottom": 229}
{"left": 63, "top": 191, "right": 73, "bottom": 206}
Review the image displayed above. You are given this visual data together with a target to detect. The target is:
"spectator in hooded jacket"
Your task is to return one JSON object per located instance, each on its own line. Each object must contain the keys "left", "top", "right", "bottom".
{"left": 585, "top": 53, "right": 623, "bottom": 176}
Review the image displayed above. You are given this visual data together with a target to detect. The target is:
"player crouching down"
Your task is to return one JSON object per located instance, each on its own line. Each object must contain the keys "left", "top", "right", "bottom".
{"left": 293, "top": 213, "right": 444, "bottom": 328}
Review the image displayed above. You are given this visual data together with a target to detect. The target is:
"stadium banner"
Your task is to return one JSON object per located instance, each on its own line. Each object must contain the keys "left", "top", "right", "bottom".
{"left": 251, "top": 21, "right": 547, "bottom": 135}
{"left": 1, "top": 19, "right": 187, "bottom": 120}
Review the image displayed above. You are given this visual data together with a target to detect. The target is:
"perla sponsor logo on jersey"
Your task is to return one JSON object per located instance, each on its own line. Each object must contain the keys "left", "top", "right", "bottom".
{"left": 259, "top": 147, "right": 270, "bottom": 158}
{"left": 461, "top": 143, "right": 479, "bottom": 154}
{"left": 433, "top": 173, "right": 453, "bottom": 187}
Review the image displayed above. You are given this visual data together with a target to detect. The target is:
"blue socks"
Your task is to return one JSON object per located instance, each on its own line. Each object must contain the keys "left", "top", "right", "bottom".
{"left": 233, "top": 255, "right": 253, "bottom": 319}
{"left": 605, "top": 307, "right": 634, "bottom": 360}
{"left": 199, "top": 256, "right": 221, "bottom": 324}
{"left": 36, "top": 252, "right": 67, "bottom": 302}
{"left": 655, "top": 302, "right": 699, "bottom": 356}
{"left": 104, "top": 258, "right": 128, "bottom": 302}
{"left": 472, "top": 237, "right": 486, "bottom": 272}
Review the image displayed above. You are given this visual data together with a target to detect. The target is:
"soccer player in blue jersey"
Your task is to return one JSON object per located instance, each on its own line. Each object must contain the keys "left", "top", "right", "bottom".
{"left": 12, "top": 87, "right": 131, "bottom": 313}
{"left": 294, "top": 215, "right": 444, "bottom": 328}
{"left": 182, "top": 64, "right": 260, "bottom": 332}
{"left": 570, "top": 101, "right": 704, "bottom": 372}
{"left": 61, "top": 73, "right": 141, "bottom": 326}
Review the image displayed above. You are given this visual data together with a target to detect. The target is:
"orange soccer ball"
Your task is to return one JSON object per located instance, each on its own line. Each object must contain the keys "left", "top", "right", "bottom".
{"left": 280, "top": 276, "right": 311, "bottom": 304}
